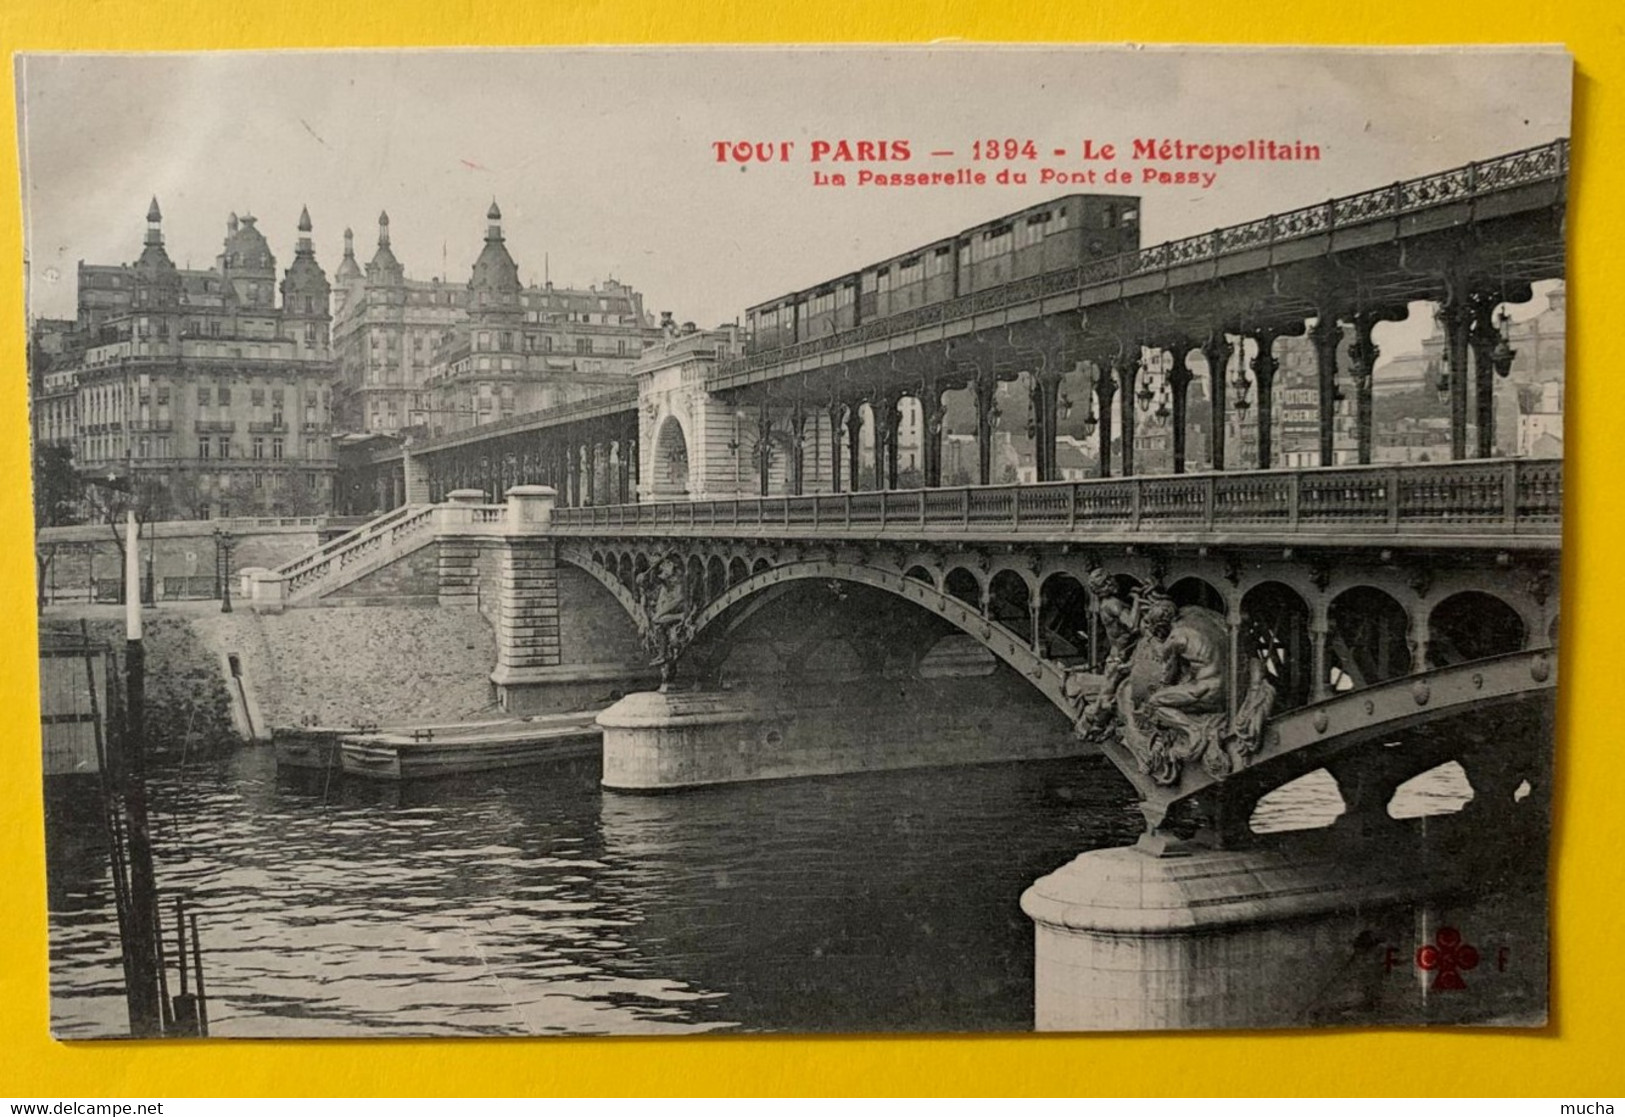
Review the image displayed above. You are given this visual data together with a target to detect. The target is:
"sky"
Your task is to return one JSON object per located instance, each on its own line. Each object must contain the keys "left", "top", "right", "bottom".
{"left": 17, "top": 47, "right": 1571, "bottom": 356}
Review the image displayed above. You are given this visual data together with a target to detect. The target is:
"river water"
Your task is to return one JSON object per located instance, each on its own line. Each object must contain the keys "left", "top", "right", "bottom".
{"left": 43, "top": 744, "right": 1469, "bottom": 1038}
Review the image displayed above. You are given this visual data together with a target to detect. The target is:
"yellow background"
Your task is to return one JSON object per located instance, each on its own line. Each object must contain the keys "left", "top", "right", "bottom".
{"left": 2, "top": 0, "right": 1620, "bottom": 1098}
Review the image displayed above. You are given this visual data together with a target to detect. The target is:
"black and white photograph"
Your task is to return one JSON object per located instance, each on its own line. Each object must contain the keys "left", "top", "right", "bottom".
{"left": 19, "top": 46, "right": 1569, "bottom": 1038}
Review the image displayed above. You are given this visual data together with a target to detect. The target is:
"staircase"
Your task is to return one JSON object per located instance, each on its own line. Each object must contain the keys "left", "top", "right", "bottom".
{"left": 270, "top": 503, "right": 441, "bottom": 605}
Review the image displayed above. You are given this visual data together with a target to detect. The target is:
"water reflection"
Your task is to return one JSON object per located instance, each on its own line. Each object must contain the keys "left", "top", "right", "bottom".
{"left": 46, "top": 744, "right": 1145, "bottom": 1037}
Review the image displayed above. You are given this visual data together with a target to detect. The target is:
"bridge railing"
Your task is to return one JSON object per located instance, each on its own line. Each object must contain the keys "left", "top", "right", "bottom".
{"left": 710, "top": 139, "right": 1568, "bottom": 389}
{"left": 551, "top": 458, "right": 1562, "bottom": 539}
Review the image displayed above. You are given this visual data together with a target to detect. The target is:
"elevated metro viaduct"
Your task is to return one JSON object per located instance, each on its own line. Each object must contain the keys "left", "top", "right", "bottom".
{"left": 345, "top": 139, "right": 1568, "bottom": 511}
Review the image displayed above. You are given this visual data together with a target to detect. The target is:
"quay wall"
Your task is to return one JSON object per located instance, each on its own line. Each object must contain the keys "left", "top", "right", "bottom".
{"left": 38, "top": 602, "right": 501, "bottom": 746}
{"left": 189, "top": 604, "right": 499, "bottom": 730}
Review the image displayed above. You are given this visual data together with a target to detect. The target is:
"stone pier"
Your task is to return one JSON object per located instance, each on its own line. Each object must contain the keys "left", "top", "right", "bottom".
{"left": 488, "top": 485, "right": 655, "bottom": 713}
{"left": 1020, "top": 822, "right": 1546, "bottom": 1031}
{"left": 597, "top": 671, "right": 1088, "bottom": 791}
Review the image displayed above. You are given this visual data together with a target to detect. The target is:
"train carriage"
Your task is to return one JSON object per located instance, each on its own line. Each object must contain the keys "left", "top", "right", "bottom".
{"left": 958, "top": 195, "right": 1140, "bottom": 295}
{"left": 861, "top": 238, "right": 957, "bottom": 322}
{"left": 742, "top": 193, "right": 1142, "bottom": 356}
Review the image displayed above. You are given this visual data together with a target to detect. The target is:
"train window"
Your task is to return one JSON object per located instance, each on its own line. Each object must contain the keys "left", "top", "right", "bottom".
{"left": 862, "top": 272, "right": 878, "bottom": 293}
{"left": 1055, "top": 206, "right": 1069, "bottom": 231}
{"left": 926, "top": 250, "right": 950, "bottom": 277}
{"left": 1100, "top": 207, "right": 1113, "bottom": 229}
{"left": 837, "top": 285, "right": 854, "bottom": 306}
{"left": 1121, "top": 207, "right": 1139, "bottom": 225}
{"left": 1017, "top": 213, "right": 1049, "bottom": 248}
{"left": 977, "top": 225, "right": 1013, "bottom": 261}
{"left": 878, "top": 268, "right": 892, "bottom": 292}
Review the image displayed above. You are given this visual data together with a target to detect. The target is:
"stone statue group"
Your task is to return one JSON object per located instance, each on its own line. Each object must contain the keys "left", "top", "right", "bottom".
{"left": 1066, "top": 570, "right": 1278, "bottom": 788}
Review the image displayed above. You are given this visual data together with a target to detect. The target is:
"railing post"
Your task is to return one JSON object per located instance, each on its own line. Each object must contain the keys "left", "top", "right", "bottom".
{"left": 1204, "top": 476, "right": 1216, "bottom": 531}
{"left": 961, "top": 488, "right": 970, "bottom": 529}
{"left": 1505, "top": 460, "right": 1520, "bottom": 528}
{"left": 1288, "top": 473, "right": 1300, "bottom": 529}
{"left": 919, "top": 491, "right": 927, "bottom": 529}
{"left": 880, "top": 493, "right": 888, "bottom": 531}
{"left": 813, "top": 496, "right": 820, "bottom": 530}
{"left": 1130, "top": 481, "right": 1143, "bottom": 529}
{"left": 1067, "top": 484, "right": 1078, "bottom": 531}
{"left": 845, "top": 494, "right": 852, "bottom": 530}
{"left": 1386, "top": 468, "right": 1401, "bottom": 528}
{"left": 1012, "top": 489, "right": 1021, "bottom": 531}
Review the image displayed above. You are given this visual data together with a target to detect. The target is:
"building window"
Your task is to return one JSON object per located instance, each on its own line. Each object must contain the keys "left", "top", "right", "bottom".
{"left": 576, "top": 338, "right": 591, "bottom": 355}
{"left": 252, "top": 388, "right": 265, "bottom": 408}
{"left": 253, "top": 437, "right": 264, "bottom": 459}
{"left": 272, "top": 438, "right": 284, "bottom": 460}
{"left": 198, "top": 386, "right": 211, "bottom": 406}
{"left": 219, "top": 386, "right": 232, "bottom": 406}
{"left": 219, "top": 437, "right": 231, "bottom": 459}
{"left": 198, "top": 439, "right": 211, "bottom": 459}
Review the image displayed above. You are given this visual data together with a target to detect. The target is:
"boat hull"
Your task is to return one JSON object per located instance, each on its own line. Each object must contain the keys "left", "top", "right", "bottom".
{"left": 338, "top": 713, "right": 602, "bottom": 781}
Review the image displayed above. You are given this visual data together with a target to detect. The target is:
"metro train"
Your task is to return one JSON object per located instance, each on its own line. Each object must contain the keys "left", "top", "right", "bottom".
{"left": 743, "top": 194, "right": 1142, "bottom": 355}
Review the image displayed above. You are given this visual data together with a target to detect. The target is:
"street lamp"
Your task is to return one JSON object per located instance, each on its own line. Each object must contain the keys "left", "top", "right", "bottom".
{"left": 1135, "top": 375, "right": 1156, "bottom": 413}
{"left": 1491, "top": 307, "right": 1517, "bottom": 377}
{"left": 212, "top": 527, "right": 235, "bottom": 614}
{"left": 1152, "top": 393, "right": 1171, "bottom": 427}
{"left": 1429, "top": 357, "right": 1450, "bottom": 402}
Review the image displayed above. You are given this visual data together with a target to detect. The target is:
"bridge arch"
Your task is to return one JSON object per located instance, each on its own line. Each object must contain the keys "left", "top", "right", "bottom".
{"left": 988, "top": 570, "right": 1032, "bottom": 643}
{"left": 905, "top": 564, "right": 937, "bottom": 589}
{"left": 555, "top": 547, "right": 1078, "bottom": 724}
{"left": 1241, "top": 581, "right": 1314, "bottom": 711}
{"left": 1326, "top": 585, "right": 1412, "bottom": 689}
{"left": 1169, "top": 576, "right": 1227, "bottom": 615}
{"left": 707, "top": 555, "right": 728, "bottom": 600}
{"left": 1038, "top": 572, "right": 1092, "bottom": 662}
{"left": 1427, "top": 590, "right": 1527, "bottom": 667}
{"left": 943, "top": 567, "right": 984, "bottom": 610}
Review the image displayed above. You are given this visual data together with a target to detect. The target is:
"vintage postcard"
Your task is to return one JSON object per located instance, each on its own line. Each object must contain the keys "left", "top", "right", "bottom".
{"left": 19, "top": 46, "right": 1568, "bottom": 1038}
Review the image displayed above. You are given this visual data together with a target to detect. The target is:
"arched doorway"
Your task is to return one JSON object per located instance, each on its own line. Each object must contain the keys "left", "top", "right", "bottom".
{"left": 1429, "top": 592, "right": 1526, "bottom": 667}
{"left": 652, "top": 415, "right": 690, "bottom": 500}
{"left": 1327, "top": 586, "right": 1412, "bottom": 689}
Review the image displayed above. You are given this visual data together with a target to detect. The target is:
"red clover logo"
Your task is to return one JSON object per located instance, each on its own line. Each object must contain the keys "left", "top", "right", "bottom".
{"left": 1416, "top": 926, "right": 1480, "bottom": 990}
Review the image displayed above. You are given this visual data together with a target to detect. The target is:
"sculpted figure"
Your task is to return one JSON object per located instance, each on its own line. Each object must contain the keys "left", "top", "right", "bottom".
{"left": 637, "top": 554, "right": 693, "bottom": 683}
{"left": 1075, "top": 569, "right": 1148, "bottom": 726}
{"left": 1143, "top": 595, "right": 1227, "bottom": 716}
